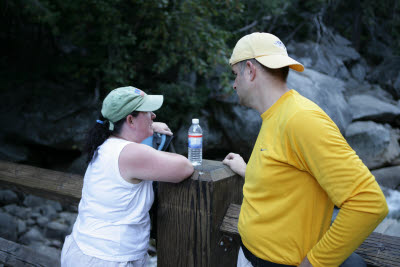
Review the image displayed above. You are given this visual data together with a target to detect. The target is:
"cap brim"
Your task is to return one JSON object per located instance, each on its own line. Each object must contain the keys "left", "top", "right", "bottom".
{"left": 256, "top": 55, "right": 304, "bottom": 72}
{"left": 136, "top": 95, "right": 164, "bottom": 112}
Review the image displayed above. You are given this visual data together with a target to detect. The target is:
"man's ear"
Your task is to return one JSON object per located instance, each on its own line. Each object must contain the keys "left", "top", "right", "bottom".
{"left": 247, "top": 60, "right": 257, "bottom": 81}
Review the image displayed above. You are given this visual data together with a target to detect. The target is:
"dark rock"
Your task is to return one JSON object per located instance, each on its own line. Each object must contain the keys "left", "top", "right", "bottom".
{"left": 372, "top": 166, "right": 400, "bottom": 190}
{"left": 0, "top": 212, "right": 17, "bottom": 242}
{"left": 49, "top": 239, "right": 62, "bottom": 248}
{"left": 288, "top": 32, "right": 360, "bottom": 80}
{"left": 19, "top": 227, "right": 45, "bottom": 245}
{"left": 369, "top": 56, "right": 400, "bottom": 98}
{"left": 395, "top": 75, "right": 400, "bottom": 94}
{"left": 30, "top": 212, "right": 42, "bottom": 220}
{"left": 46, "top": 199, "right": 63, "bottom": 212}
{"left": 3, "top": 204, "right": 18, "bottom": 214}
{"left": 374, "top": 218, "right": 400, "bottom": 237}
{"left": 345, "top": 82, "right": 396, "bottom": 105}
{"left": 350, "top": 63, "right": 366, "bottom": 82}
{"left": 3, "top": 204, "right": 31, "bottom": 220}
{"left": 37, "top": 217, "right": 50, "bottom": 227}
{"left": 348, "top": 94, "right": 400, "bottom": 124}
{"left": 0, "top": 190, "right": 19, "bottom": 206}
{"left": 33, "top": 204, "right": 58, "bottom": 221}
{"left": 58, "top": 212, "right": 78, "bottom": 226}
{"left": 62, "top": 203, "right": 78, "bottom": 213}
{"left": 345, "top": 121, "right": 400, "bottom": 169}
{"left": 0, "top": 82, "right": 97, "bottom": 150}
{"left": 328, "top": 33, "right": 360, "bottom": 61}
{"left": 0, "top": 138, "right": 29, "bottom": 162}
{"left": 26, "top": 218, "right": 36, "bottom": 226}
{"left": 45, "top": 221, "right": 70, "bottom": 240}
{"left": 23, "top": 195, "right": 47, "bottom": 208}
{"left": 287, "top": 69, "right": 352, "bottom": 133}
{"left": 335, "top": 65, "right": 351, "bottom": 81}
{"left": 17, "top": 219, "right": 27, "bottom": 235}
{"left": 67, "top": 154, "right": 87, "bottom": 175}
{"left": 213, "top": 104, "right": 262, "bottom": 159}
{"left": 366, "top": 39, "right": 393, "bottom": 61}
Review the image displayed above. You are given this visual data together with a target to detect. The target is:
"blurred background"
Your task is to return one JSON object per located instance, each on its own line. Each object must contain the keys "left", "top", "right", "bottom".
{"left": 0, "top": 0, "right": 399, "bottom": 263}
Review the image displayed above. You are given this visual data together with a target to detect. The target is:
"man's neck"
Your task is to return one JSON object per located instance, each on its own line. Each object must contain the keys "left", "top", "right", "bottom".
{"left": 253, "top": 79, "right": 289, "bottom": 115}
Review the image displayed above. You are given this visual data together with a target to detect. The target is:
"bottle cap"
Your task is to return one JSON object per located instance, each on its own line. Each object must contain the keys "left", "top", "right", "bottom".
{"left": 192, "top": 118, "right": 199, "bottom": 124}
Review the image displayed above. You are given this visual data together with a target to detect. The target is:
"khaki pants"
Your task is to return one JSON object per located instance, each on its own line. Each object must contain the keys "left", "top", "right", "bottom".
{"left": 61, "top": 235, "right": 148, "bottom": 267}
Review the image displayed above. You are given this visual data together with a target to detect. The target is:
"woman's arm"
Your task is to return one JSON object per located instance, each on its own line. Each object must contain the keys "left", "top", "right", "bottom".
{"left": 119, "top": 142, "right": 194, "bottom": 183}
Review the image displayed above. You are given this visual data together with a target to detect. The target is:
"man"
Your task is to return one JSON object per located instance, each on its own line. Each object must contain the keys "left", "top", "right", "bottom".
{"left": 222, "top": 32, "right": 388, "bottom": 267}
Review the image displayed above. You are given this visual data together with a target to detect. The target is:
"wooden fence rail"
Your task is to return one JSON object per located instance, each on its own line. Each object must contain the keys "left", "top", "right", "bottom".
{"left": 0, "top": 237, "right": 59, "bottom": 267}
{"left": 0, "top": 161, "right": 82, "bottom": 204}
{"left": 0, "top": 160, "right": 399, "bottom": 266}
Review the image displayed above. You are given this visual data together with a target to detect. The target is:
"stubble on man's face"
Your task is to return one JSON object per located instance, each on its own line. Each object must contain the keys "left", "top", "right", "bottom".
{"left": 232, "top": 64, "right": 250, "bottom": 107}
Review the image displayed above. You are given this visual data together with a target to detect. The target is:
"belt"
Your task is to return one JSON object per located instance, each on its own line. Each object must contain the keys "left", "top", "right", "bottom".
{"left": 240, "top": 241, "right": 295, "bottom": 267}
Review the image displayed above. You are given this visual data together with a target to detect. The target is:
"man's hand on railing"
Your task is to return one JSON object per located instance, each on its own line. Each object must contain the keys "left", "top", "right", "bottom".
{"left": 222, "top": 153, "right": 246, "bottom": 178}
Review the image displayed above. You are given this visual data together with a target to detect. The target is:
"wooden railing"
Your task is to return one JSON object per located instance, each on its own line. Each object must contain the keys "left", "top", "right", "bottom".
{"left": 0, "top": 160, "right": 399, "bottom": 267}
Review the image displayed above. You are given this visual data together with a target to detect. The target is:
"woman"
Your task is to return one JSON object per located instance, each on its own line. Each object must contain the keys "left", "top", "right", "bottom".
{"left": 61, "top": 86, "right": 194, "bottom": 267}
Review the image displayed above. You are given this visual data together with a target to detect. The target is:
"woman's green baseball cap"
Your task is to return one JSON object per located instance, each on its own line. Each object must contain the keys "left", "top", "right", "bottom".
{"left": 101, "top": 86, "right": 163, "bottom": 130}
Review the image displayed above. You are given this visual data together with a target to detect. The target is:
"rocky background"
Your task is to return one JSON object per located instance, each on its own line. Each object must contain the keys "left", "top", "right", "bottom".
{"left": 1, "top": 0, "right": 399, "bottom": 265}
{"left": 0, "top": 27, "right": 399, "bottom": 264}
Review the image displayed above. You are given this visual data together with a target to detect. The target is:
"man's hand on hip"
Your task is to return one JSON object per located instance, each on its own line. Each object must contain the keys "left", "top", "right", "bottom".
{"left": 298, "top": 256, "right": 313, "bottom": 267}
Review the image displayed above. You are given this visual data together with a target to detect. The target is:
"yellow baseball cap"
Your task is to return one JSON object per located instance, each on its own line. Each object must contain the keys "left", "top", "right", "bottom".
{"left": 229, "top": 32, "right": 304, "bottom": 72}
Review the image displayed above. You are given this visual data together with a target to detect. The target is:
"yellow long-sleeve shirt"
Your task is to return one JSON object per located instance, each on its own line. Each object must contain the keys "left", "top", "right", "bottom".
{"left": 238, "top": 90, "right": 388, "bottom": 267}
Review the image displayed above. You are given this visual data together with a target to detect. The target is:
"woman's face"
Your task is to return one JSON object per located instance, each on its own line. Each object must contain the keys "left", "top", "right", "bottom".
{"left": 134, "top": 111, "right": 156, "bottom": 141}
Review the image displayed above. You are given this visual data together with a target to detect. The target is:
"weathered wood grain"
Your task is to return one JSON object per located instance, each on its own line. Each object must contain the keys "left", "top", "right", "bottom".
{"left": 220, "top": 203, "right": 241, "bottom": 235}
{"left": 356, "top": 232, "right": 400, "bottom": 267}
{"left": 157, "top": 160, "right": 244, "bottom": 267}
{"left": 0, "top": 237, "right": 60, "bottom": 267}
{"left": 220, "top": 203, "right": 400, "bottom": 267}
{"left": 0, "top": 160, "right": 82, "bottom": 204}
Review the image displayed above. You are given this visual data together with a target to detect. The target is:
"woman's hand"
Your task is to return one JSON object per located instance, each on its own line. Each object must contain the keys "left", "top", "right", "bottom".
{"left": 152, "top": 122, "right": 173, "bottom": 136}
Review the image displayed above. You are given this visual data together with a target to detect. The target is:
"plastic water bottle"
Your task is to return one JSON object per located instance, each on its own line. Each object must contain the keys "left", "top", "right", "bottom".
{"left": 188, "top": 118, "right": 203, "bottom": 166}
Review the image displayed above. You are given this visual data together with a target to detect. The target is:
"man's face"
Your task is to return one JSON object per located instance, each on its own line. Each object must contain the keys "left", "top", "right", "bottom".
{"left": 232, "top": 63, "right": 250, "bottom": 107}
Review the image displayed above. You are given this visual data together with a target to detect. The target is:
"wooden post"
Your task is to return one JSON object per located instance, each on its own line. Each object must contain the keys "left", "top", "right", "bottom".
{"left": 156, "top": 160, "right": 243, "bottom": 267}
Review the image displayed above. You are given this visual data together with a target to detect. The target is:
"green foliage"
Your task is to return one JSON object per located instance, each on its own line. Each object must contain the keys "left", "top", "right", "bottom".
{"left": 360, "top": 0, "right": 400, "bottom": 55}
{"left": 321, "top": 0, "right": 400, "bottom": 57}
{"left": 155, "top": 82, "right": 210, "bottom": 130}
{"left": 1, "top": 0, "right": 399, "bottom": 131}
{"left": 2, "top": 0, "right": 239, "bottom": 88}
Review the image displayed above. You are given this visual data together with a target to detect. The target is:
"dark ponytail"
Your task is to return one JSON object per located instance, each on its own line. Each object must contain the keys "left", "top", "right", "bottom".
{"left": 84, "top": 111, "right": 140, "bottom": 164}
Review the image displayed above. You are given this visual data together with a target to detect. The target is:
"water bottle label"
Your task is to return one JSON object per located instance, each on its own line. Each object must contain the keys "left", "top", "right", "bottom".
{"left": 188, "top": 135, "right": 202, "bottom": 149}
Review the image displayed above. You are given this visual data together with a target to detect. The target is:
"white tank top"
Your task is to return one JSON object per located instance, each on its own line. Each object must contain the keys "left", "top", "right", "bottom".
{"left": 72, "top": 138, "right": 154, "bottom": 261}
